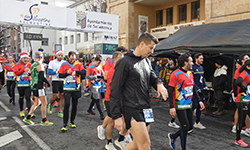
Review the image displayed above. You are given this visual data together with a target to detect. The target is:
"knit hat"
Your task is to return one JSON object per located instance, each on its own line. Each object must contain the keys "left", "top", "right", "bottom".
{"left": 215, "top": 59, "right": 223, "bottom": 66}
{"left": 20, "top": 52, "right": 29, "bottom": 59}
{"left": 56, "top": 50, "right": 64, "bottom": 55}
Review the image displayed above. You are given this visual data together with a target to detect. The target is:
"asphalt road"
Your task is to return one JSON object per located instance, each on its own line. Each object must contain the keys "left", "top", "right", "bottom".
{"left": 0, "top": 87, "right": 249, "bottom": 150}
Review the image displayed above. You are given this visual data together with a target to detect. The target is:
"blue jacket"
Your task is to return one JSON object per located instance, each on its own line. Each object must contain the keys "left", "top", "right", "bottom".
{"left": 192, "top": 63, "right": 207, "bottom": 90}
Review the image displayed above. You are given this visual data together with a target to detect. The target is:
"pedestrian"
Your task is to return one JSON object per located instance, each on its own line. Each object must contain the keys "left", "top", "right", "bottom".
{"left": 110, "top": 33, "right": 168, "bottom": 150}
{"left": 212, "top": 59, "right": 227, "bottom": 115}
{"left": 168, "top": 53, "right": 205, "bottom": 150}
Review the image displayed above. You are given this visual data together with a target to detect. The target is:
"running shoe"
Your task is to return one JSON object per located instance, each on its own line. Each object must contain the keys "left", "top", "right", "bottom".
{"left": 9, "top": 98, "right": 12, "bottom": 103}
{"left": 31, "top": 113, "right": 36, "bottom": 118}
{"left": 105, "top": 142, "right": 117, "bottom": 150}
{"left": 168, "top": 122, "right": 180, "bottom": 129}
{"left": 58, "top": 111, "right": 63, "bottom": 118}
{"left": 245, "top": 128, "right": 250, "bottom": 137}
{"left": 187, "top": 129, "right": 193, "bottom": 134}
{"left": 235, "top": 139, "right": 248, "bottom": 147}
{"left": 23, "top": 117, "right": 34, "bottom": 125}
{"left": 87, "top": 110, "right": 96, "bottom": 115}
{"left": 84, "top": 93, "right": 90, "bottom": 97}
{"left": 194, "top": 122, "right": 206, "bottom": 129}
{"left": 61, "top": 126, "right": 68, "bottom": 132}
{"left": 232, "top": 125, "right": 246, "bottom": 134}
{"left": 114, "top": 139, "right": 126, "bottom": 150}
{"left": 168, "top": 133, "right": 176, "bottom": 149}
{"left": 54, "top": 101, "right": 59, "bottom": 107}
{"left": 70, "top": 122, "right": 76, "bottom": 128}
{"left": 20, "top": 110, "right": 25, "bottom": 117}
{"left": 40, "top": 119, "right": 53, "bottom": 125}
{"left": 47, "top": 104, "right": 52, "bottom": 114}
{"left": 97, "top": 125, "right": 105, "bottom": 140}
{"left": 31, "top": 97, "right": 35, "bottom": 103}
{"left": 100, "top": 115, "right": 105, "bottom": 120}
{"left": 124, "top": 134, "right": 132, "bottom": 144}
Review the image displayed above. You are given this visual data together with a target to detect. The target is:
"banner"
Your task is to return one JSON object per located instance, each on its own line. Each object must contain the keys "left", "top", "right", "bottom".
{"left": 0, "top": 0, "right": 119, "bottom": 33}
{"left": 138, "top": 15, "right": 148, "bottom": 37}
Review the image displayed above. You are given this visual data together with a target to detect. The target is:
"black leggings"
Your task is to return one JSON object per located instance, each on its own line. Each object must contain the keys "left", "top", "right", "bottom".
{"left": 172, "top": 109, "right": 193, "bottom": 150}
{"left": 7, "top": 81, "right": 16, "bottom": 102}
{"left": 0, "top": 70, "right": 5, "bottom": 86}
{"left": 63, "top": 91, "right": 81, "bottom": 125}
{"left": 17, "top": 87, "right": 31, "bottom": 111}
{"left": 88, "top": 94, "right": 102, "bottom": 115}
{"left": 236, "top": 103, "right": 250, "bottom": 141}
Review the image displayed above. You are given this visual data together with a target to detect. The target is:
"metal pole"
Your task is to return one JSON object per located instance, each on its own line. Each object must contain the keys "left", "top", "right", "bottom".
{"left": 15, "top": 26, "right": 18, "bottom": 60}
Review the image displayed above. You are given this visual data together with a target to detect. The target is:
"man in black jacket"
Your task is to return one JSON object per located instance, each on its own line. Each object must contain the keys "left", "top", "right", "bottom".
{"left": 110, "top": 33, "right": 168, "bottom": 150}
{"left": 212, "top": 59, "right": 228, "bottom": 115}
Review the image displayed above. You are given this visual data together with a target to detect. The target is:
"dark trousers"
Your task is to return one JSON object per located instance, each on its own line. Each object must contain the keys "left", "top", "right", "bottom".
{"left": 0, "top": 70, "right": 5, "bottom": 86}
{"left": 17, "top": 87, "right": 31, "bottom": 111}
{"left": 236, "top": 103, "right": 250, "bottom": 140}
{"left": 172, "top": 109, "right": 193, "bottom": 150}
{"left": 63, "top": 91, "right": 81, "bottom": 125}
{"left": 214, "top": 90, "right": 224, "bottom": 111}
{"left": 7, "top": 80, "right": 16, "bottom": 102}
{"left": 88, "top": 93, "right": 102, "bottom": 115}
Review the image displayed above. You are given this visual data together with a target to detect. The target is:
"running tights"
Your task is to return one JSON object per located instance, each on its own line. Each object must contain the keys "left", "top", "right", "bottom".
{"left": 172, "top": 109, "right": 193, "bottom": 150}
{"left": 88, "top": 94, "right": 102, "bottom": 115}
{"left": 7, "top": 80, "right": 16, "bottom": 102}
{"left": 17, "top": 87, "right": 31, "bottom": 111}
{"left": 236, "top": 103, "right": 250, "bottom": 140}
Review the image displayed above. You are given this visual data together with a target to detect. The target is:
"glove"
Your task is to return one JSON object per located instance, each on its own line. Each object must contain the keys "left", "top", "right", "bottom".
{"left": 197, "top": 89, "right": 202, "bottom": 94}
{"left": 204, "top": 87, "right": 208, "bottom": 91}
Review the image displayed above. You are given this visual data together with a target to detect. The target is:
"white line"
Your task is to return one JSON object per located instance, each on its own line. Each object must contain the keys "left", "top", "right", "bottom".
{"left": 0, "top": 101, "right": 52, "bottom": 150}
{"left": 0, "top": 127, "right": 10, "bottom": 130}
{"left": 0, "top": 130, "right": 23, "bottom": 147}
{"left": 0, "top": 117, "right": 7, "bottom": 121}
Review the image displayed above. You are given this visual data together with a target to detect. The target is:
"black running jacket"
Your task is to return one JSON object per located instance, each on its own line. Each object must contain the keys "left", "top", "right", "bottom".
{"left": 110, "top": 52, "right": 162, "bottom": 120}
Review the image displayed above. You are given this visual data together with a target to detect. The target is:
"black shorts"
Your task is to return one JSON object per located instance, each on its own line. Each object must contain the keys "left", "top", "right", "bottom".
{"left": 105, "top": 101, "right": 111, "bottom": 117}
{"left": 52, "top": 81, "right": 63, "bottom": 93}
{"left": 123, "top": 106, "right": 150, "bottom": 130}
{"left": 33, "top": 89, "right": 46, "bottom": 97}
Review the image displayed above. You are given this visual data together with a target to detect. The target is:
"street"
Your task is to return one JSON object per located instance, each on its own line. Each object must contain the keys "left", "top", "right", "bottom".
{"left": 0, "top": 87, "right": 249, "bottom": 150}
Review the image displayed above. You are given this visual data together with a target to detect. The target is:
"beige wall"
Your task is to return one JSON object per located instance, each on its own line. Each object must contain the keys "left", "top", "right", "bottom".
{"left": 206, "top": 0, "right": 250, "bottom": 23}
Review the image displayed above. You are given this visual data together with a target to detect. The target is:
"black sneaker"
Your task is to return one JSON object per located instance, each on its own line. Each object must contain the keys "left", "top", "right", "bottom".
{"left": 168, "top": 133, "right": 176, "bottom": 149}
{"left": 100, "top": 114, "right": 105, "bottom": 120}
{"left": 87, "top": 110, "right": 96, "bottom": 115}
{"left": 9, "top": 98, "right": 13, "bottom": 103}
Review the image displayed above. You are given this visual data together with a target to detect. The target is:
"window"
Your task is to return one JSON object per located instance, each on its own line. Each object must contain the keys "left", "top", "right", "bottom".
{"left": 156, "top": 10, "right": 163, "bottom": 26}
{"left": 84, "top": 33, "right": 88, "bottom": 42}
{"left": 59, "top": 38, "right": 62, "bottom": 44}
{"left": 179, "top": 4, "right": 187, "bottom": 22}
{"left": 64, "top": 36, "right": 68, "bottom": 45}
{"left": 41, "top": 1, "right": 48, "bottom": 5}
{"left": 70, "top": 35, "right": 74, "bottom": 44}
{"left": 166, "top": 7, "right": 173, "bottom": 24}
{"left": 77, "top": 34, "right": 81, "bottom": 43}
{"left": 41, "top": 38, "right": 48, "bottom": 46}
{"left": 191, "top": 0, "right": 200, "bottom": 19}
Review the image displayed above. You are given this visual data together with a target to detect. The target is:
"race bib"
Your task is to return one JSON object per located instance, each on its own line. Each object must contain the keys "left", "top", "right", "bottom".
{"left": 7, "top": 72, "right": 14, "bottom": 76}
{"left": 22, "top": 71, "right": 28, "bottom": 77}
{"left": 184, "top": 86, "right": 193, "bottom": 97}
{"left": 143, "top": 108, "right": 154, "bottom": 123}
{"left": 65, "top": 76, "right": 75, "bottom": 83}
{"left": 38, "top": 89, "right": 46, "bottom": 97}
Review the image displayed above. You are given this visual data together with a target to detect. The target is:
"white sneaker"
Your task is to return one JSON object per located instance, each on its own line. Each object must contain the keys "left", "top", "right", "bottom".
{"left": 194, "top": 122, "right": 206, "bottom": 129}
{"left": 188, "top": 129, "right": 193, "bottom": 134}
{"left": 124, "top": 134, "right": 132, "bottom": 144}
{"left": 97, "top": 125, "right": 105, "bottom": 140}
{"left": 245, "top": 128, "right": 250, "bottom": 137}
{"left": 168, "top": 122, "right": 180, "bottom": 129}
{"left": 115, "top": 139, "right": 126, "bottom": 150}
{"left": 105, "top": 143, "right": 117, "bottom": 150}
{"left": 232, "top": 125, "right": 246, "bottom": 134}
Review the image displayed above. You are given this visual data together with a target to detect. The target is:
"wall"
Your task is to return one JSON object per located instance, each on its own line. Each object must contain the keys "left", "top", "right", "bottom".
{"left": 206, "top": 0, "right": 250, "bottom": 23}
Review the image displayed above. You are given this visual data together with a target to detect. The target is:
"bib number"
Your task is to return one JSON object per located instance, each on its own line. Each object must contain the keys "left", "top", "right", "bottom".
{"left": 65, "top": 76, "right": 75, "bottom": 83}
{"left": 184, "top": 86, "right": 193, "bottom": 97}
{"left": 38, "top": 89, "right": 46, "bottom": 97}
{"left": 143, "top": 108, "right": 154, "bottom": 123}
{"left": 7, "top": 72, "right": 14, "bottom": 76}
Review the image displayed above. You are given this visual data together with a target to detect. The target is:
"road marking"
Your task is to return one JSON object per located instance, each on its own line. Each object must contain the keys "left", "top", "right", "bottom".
{"left": 0, "top": 127, "right": 11, "bottom": 130}
{"left": 0, "top": 101, "right": 52, "bottom": 150}
{"left": 0, "top": 117, "right": 7, "bottom": 121}
{"left": 0, "top": 130, "right": 22, "bottom": 147}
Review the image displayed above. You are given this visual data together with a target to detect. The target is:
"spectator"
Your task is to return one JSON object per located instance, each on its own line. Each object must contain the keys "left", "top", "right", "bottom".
{"left": 151, "top": 57, "right": 156, "bottom": 70}
{"left": 212, "top": 59, "right": 227, "bottom": 116}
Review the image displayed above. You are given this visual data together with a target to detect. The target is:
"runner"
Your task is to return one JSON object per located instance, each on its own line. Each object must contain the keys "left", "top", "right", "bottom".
{"left": 110, "top": 33, "right": 168, "bottom": 150}
{"left": 192, "top": 53, "right": 207, "bottom": 130}
{"left": 47, "top": 50, "right": 65, "bottom": 118}
{"left": 234, "top": 59, "right": 250, "bottom": 147}
{"left": 23, "top": 52, "right": 53, "bottom": 125}
{"left": 13, "top": 52, "right": 32, "bottom": 117}
{"left": 232, "top": 54, "right": 250, "bottom": 136}
{"left": 4, "top": 55, "right": 16, "bottom": 105}
{"left": 59, "top": 51, "right": 85, "bottom": 131}
{"left": 167, "top": 53, "right": 205, "bottom": 150}
{"left": 86, "top": 56, "right": 105, "bottom": 120}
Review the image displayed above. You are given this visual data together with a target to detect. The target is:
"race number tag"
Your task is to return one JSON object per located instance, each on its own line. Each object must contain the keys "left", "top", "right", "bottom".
{"left": 184, "top": 86, "right": 193, "bottom": 97}
{"left": 143, "top": 108, "right": 154, "bottom": 123}
{"left": 7, "top": 72, "right": 14, "bottom": 76}
{"left": 22, "top": 71, "right": 28, "bottom": 77}
{"left": 38, "top": 89, "right": 45, "bottom": 97}
{"left": 65, "top": 76, "right": 75, "bottom": 83}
